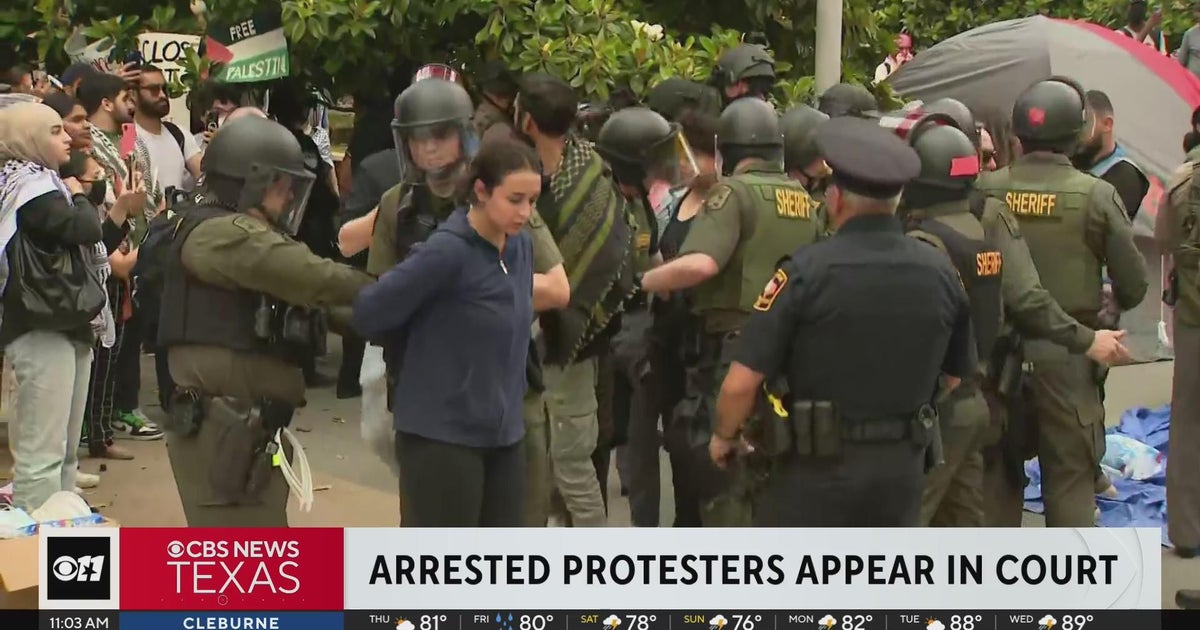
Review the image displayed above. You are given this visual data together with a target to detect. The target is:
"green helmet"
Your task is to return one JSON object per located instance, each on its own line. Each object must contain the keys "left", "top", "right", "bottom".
{"left": 1011, "top": 76, "right": 1088, "bottom": 153}
{"left": 907, "top": 117, "right": 979, "bottom": 194}
{"left": 645, "top": 78, "right": 722, "bottom": 121}
{"left": 817, "top": 83, "right": 877, "bottom": 118}
{"left": 202, "top": 116, "right": 315, "bottom": 235}
{"left": 780, "top": 105, "right": 830, "bottom": 173}
{"left": 596, "top": 106, "right": 690, "bottom": 187}
{"left": 391, "top": 78, "right": 478, "bottom": 185}
{"left": 922, "top": 97, "right": 979, "bottom": 145}
{"left": 711, "top": 44, "right": 776, "bottom": 88}
{"left": 716, "top": 97, "right": 783, "bottom": 175}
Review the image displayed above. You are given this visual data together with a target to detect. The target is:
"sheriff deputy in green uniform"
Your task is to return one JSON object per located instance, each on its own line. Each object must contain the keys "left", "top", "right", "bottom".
{"left": 977, "top": 77, "right": 1148, "bottom": 527}
{"left": 1154, "top": 141, "right": 1200, "bottom": 558}
{"left": 893, "top": 113, "right": 1131, "bottom": 526}
{"left": 638, "top": 97, "right": 819, "bottom": 526}
{"left": 157, "top": 116, "right": 375, "bottom": 527}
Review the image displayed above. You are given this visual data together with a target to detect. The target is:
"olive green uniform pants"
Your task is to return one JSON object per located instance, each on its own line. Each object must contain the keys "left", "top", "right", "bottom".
{"left": 522, "top": 392, "right": 551, "bottom": 527}
{"left": 920, "top": 388, "right": 989, "bottom": 527}
{"left": 1027, "top": 351, "right": 1106, "bottom": 527}
{"left": 544, "top": 356, "right": 607, "bottom": 526}
{"left": 1169, "top": 323, "right": 1200, "bottom": 550}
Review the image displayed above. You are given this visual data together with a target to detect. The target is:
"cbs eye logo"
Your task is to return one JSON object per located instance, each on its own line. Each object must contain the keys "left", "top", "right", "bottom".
{"left": 46, "top": 536, "right": 111, "bottom": 601}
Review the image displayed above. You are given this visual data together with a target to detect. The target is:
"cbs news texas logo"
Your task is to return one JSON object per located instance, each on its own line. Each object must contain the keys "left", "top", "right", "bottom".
{"left": 40, "top": 529, "right": 121, "bottom": 609}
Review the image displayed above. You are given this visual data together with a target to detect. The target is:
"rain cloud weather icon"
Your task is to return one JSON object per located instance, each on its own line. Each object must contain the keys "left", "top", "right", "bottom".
{"left": 1038, "top": 616, "right": 1057, "bottom": 630}
{"left": 817, "top": 615, "right": 836, "bottom": 629}
{"left": 708, "top": 616, "right": 728, "bottom": 630}
{"left": 603, "top": 616, "right": 622, "bottom": 629}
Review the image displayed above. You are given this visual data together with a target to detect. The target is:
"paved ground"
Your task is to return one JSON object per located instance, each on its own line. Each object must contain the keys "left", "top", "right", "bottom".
{"left": 0, "top": 339, "right": 1195, "bottom": 607}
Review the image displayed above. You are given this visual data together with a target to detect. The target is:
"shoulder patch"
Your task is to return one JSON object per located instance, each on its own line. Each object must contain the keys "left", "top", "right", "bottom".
{"left": 753, "top": 268, "right": 789, "bottom": 312}
{"left": 636, "top": 232, "right": 651, "bottom": 249}
{"left": 706, "top": 185, "right": 733, "bottom": 211}
{"left": 231, "top": 215, "right": 268, "bottom": 234}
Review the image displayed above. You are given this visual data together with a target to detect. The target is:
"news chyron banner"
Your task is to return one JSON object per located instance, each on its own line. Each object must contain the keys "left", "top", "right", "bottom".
{"left": 27, "top": 527, "right": 1179, "bottom": 630}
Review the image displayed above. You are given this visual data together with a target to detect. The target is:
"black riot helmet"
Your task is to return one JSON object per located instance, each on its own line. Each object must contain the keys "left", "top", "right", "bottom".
{"left": 922, "top": 97, "right": 979, "bottom": 146}
{"left": 779, "top": 105, "right": 830, "bottom": 174}
{"left": 716, "top": 97, "right": 783, "bottom": 176}
{"left": 1011, "top": 76, "right": 1088, "bottom": 154}
{"left": 710, "top": 44, "right": 775, "bottom": 92}
{"left": 907, "top": 116, "right": 980, "bottom": 195}
{"left": 391, "top": 78, "right": 478, "bottom": 188}
{"left": 201, "top": 116, "right": 315, "bottom": 235}
{"left": 595, "top": 106, "right": 698, "bottom": 188}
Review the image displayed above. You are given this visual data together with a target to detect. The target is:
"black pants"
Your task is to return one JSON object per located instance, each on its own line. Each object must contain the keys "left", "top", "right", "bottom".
{"left": 84, "top": 282, "right": 125, "bottom": 453}
{"left": 113, "top": 292, "right": 140, "bottom": 412}
{"left": 339, "top": 331, "right": 365, "bottom": 390}
{"left": 395, "top": 431, "right": 524, "bottom": 526}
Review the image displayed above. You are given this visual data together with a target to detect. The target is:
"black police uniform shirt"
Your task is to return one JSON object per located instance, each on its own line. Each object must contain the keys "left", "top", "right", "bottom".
{"left": 732, "top": 214, "right": 977, "bottom": 419}
{"left": 350, "top": 208, "right": 534, "bottom": 448}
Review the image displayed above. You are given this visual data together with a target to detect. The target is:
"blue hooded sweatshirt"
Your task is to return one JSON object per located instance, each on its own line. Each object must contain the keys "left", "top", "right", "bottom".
{"left": 351, "top": 208, "right": 533, "bottom": 448}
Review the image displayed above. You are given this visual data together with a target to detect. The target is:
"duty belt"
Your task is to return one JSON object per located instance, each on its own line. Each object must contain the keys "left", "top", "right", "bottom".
{"left": 839, "top": 415, "right": 913, "bottom": 442}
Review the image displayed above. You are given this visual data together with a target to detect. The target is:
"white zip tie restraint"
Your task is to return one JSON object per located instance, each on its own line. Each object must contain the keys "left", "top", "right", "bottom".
{"left": 276, "top": 427, "right": 314, "bottom": 512}
{"left": 1158, "top": 256, "right": 1172, "bottom": 351}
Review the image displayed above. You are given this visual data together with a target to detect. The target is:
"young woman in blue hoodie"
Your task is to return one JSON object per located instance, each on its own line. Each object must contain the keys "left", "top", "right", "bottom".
{"left": 351, "top": 138, "right": 541, "bottom": 526}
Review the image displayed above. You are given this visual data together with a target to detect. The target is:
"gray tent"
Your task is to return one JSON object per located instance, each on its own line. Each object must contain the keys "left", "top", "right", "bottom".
{"left": 890, "top": 15, "right": 1200, "bottom": 362}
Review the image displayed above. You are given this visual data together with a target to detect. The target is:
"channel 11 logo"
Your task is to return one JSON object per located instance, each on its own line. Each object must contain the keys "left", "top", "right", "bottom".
{"left": 46, "top": 536, "right": 111, "bottom": 601}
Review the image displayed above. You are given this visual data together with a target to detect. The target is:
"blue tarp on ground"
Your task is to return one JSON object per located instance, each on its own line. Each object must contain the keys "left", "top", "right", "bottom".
{"left": 1023, "top": 405, "right": 1172, "bottom": 546}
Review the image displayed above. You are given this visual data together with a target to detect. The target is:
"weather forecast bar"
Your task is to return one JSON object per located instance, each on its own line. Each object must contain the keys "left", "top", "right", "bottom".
{"left": 2, "top": 611, "right": 1197, "bottom": 630}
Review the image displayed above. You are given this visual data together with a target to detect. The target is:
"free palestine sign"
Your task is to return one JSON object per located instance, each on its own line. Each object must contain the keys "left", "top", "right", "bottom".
{"left": 205, "top": 12, "right": 290, "bottom": 83}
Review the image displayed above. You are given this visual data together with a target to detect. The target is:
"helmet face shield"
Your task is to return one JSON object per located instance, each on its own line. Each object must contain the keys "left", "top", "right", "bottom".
{"left": 392, "top": 118, "right": 478, "bottom": 188}
{"left": 645, "top": 127, "right": 698, "bottom": 186}
{"left": 239, "top": 165, "right": 316, "bottom": 236}
{"left": 714, "top": 133, "right": 783, "bottom": 178}
{"left": 414, "top": 63, "right": 461, "bottom": 85}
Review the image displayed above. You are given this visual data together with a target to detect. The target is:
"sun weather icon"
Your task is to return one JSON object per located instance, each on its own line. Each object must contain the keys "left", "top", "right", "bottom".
{"left": 396, "top": 619, "right": 415, "bottom": 630}
{"left": 926, "top": 620, "right": 945, "bottom": 630}
{"left": 817, "top": 616, "right": 836, "bottom": 630}
{"left": 708, "top": 616, "right": 728, "bottom": 630}
{"left": 496, "top": 613, "right": 516, "bottom": 630}
{"left": 603, "top": 616, "right": 622, "bottom": 630}
{"left": 1037, "top": 616, "right": 1057, "bottom": 630}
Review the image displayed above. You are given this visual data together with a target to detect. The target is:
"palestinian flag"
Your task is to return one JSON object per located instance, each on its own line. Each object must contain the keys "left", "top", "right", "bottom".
{"left": 204, "top": 11, "right": 289, "bottom": 83}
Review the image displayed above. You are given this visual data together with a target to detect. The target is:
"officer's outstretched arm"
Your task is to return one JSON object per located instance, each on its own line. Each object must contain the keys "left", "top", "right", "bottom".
{"left": 351, "top": 235, "right": 463, "bottom": 343}
{"left": 1087, "top": 184, "right": 1149, "bottom": 310}
{"left": 644, "top": 185, "right": 743, "bottom": 293}
{"left": 988, "top": 205, "right": 1094, "bottom": 352}
{"left": 181, "top": 216, "right": 374, "bottom": 308}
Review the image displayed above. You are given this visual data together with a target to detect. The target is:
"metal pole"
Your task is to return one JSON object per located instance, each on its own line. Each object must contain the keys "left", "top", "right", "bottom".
{"left": 814, "top": 0, "right": 843, "bottom": 95}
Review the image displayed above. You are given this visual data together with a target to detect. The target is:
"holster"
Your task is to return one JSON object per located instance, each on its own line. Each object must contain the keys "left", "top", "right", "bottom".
{"left": 205, "top": 397, "right": 294, "bottom": 506}
{"left": 915, "top": 404, "right": 943, "bottom": 473}
{"left": 789, "top": 400, "right": 840, "bottom": 458}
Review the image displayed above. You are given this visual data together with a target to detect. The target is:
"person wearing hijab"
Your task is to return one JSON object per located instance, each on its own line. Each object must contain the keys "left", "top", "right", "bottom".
{"left": 0, "top": 102, "right": 107, "bottom": 511}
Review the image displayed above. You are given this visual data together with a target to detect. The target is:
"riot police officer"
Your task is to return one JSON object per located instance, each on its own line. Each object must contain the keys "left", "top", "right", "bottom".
{"left": 977, "top": 77, "right": 1148, "bottom": 527}
{"left": 158, "top": 116, "right": 375, "bottom": 527}
{"left": 367, "top": 77, "right": 478, "bottom": 276}
{"left": 711, "top": 116, "right": 976, "bottom": 526}
{"left": 780, "top": 104, "right": 832, "bottom": 198}
{"left": 639, "top": 97, "right": 819, "bottom": 526}
{"left": 893, "top": 113, "right": 1134, "bottom": 527}
{"left": 595, "top": 107, "right": 698, "bottom": 526}
{"left": 709, "top": 44, "right": 776, "bottom": 106}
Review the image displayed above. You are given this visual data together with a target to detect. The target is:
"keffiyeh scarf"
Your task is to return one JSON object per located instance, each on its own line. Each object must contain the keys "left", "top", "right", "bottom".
{"left": 0, "top": 159, "right": 115, "bottom": 347}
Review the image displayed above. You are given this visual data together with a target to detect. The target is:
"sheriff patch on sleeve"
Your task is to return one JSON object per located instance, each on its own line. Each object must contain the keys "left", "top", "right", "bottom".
{"left": 753, "top": 268, "right": 789, "bottom": 311}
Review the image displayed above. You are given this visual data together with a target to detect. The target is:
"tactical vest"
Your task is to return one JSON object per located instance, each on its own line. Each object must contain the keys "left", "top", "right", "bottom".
{"left": 158, "top": 204, "right": 280, "bottom": 359}
{"left": 905, "top": 206, "right": 1004, "bottom": 367}
{"left": 394, "top": 184, "right": 452, "bottom": 261}
{"left": 1089, "top": 144, "right": 1148, "bottom": 214}
{"left": 978, "top": 164, "right": 1104, "bottom": 319}
{"left": 1171, "top": 162, "right": 1200, "bottom": 325}
{"left": 692, "top": 169, "right": 819, "bottom": 331}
